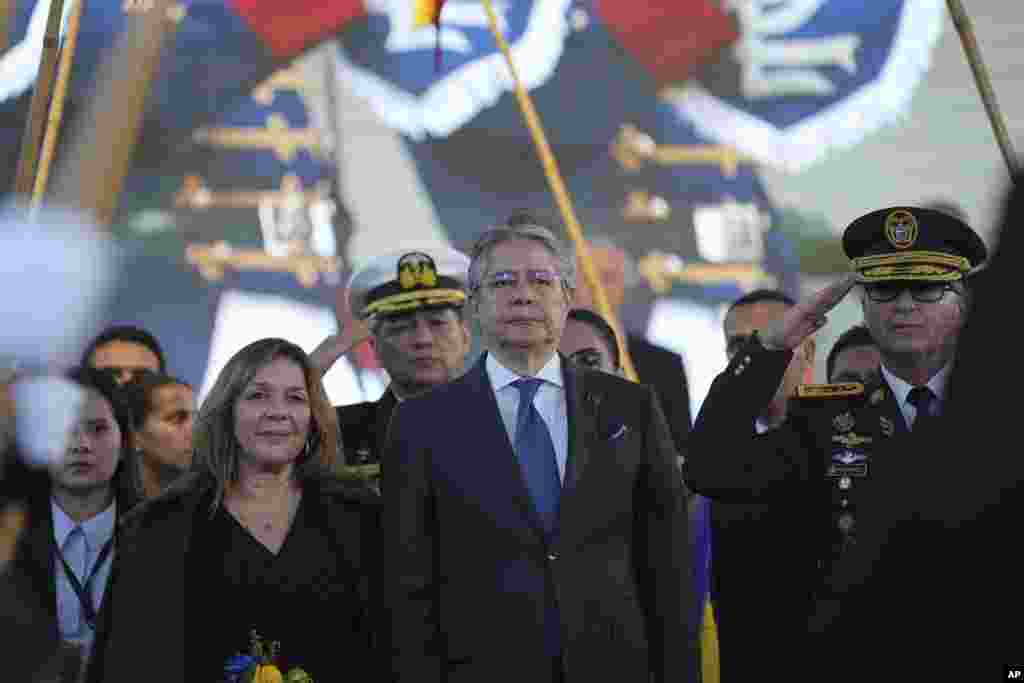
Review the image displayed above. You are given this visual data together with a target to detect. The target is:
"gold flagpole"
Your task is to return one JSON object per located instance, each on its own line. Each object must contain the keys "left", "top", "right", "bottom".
{"left": 48, "top": 0, "right": 180, "bottom": 226}
{"left": 13, "top": 0, "right": 67, "bottom": 197}
{"left": 946, "top": 0, "right": 1019, "bottom": 176}
{"left": 480, "top": 0, "right": 638, "bottom": 382}
{"left": 0, "top": 0, "right": 14, "bottom": 53}
{"left": 30, "top": 0, "right": 84, "bottom": 208}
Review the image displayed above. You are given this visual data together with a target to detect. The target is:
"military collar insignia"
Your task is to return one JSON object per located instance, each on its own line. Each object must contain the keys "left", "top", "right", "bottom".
{"left": 884, "top": 209, "right": 918, "bottom": 249}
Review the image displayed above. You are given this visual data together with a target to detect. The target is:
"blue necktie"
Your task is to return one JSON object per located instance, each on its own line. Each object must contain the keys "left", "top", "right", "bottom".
{"left": 512, "top": 378, "right": 561, "bottom": 533}
{"left": 907, "top": 386, "right": 939, "bottom": 431}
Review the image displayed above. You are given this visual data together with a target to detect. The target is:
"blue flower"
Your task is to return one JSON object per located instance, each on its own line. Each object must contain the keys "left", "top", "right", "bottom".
{"left": 224, "top": 653, "right": 257, "bottom": 681}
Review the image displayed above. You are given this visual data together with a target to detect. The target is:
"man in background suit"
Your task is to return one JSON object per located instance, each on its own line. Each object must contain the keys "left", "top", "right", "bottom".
{"left": 384, "top": 221, "right": 693, "bottom": 683}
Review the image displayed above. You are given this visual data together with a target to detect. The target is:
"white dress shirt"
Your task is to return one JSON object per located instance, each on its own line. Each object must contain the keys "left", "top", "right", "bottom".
{"left": 52, "top": 499, "right": 116, "bottom": 651}
{"left": 880, "top": 363, "right": 951, "bottom": 430}
{"left": 486, "top": 352, "right": 569, "bottom": 482}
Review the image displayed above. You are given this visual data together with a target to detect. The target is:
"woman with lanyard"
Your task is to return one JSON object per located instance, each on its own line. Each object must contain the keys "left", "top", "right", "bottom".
{"left": 7, "top": 366, "right": 141, "bottom": 682}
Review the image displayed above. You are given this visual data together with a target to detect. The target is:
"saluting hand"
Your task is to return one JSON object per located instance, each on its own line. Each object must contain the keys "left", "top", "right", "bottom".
{"left": 760, "top": 273, "right": 858, "bottom": 350}
{"left": 309, "top": 319, "right": 370, "bottom": 377}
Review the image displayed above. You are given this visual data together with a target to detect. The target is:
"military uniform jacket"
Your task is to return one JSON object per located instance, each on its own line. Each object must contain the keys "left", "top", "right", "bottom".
{"left": 336, "top": 388, "right": 398, "bottom": 472}
{"left": 685, "top": 339, "right": 909, "bottom": 617}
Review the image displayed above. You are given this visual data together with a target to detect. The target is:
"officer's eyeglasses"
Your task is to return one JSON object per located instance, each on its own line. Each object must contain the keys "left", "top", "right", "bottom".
{"left": 863, "top": 282, "right": 956, "bottom": 303}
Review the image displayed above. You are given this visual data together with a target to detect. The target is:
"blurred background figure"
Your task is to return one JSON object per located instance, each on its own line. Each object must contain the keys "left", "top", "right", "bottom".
{"left": 81, "top": 326, "right": 167, "bottom": 386}
{"left": 0, "top": 205, "right": 121, "bottom": 682}
{"left": 121, "top": 373, "right": 195, "bottom": 500}
{"left": 7, "top": 367, "right": 141, "bottom": 683}
{"left": 560, "top": 308, "right": 621, "bottom": 375}
{"left": 570, "top": 233, "right": 693, "bottom": 454}
{"left": 825, "top": 324, "right": 881, "bottom": 384}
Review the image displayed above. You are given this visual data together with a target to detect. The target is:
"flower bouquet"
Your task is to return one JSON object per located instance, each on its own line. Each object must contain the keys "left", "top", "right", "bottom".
{"left": 223, "top": 630, "right": 313, "bottom": 683}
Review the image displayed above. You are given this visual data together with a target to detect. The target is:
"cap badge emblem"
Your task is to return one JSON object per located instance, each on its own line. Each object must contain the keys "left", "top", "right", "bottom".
{"left": 397, "top": 252, "right": 439, "bottom": 290}
{"left": 884, "top": 209, "right": 918, "bottom": 249}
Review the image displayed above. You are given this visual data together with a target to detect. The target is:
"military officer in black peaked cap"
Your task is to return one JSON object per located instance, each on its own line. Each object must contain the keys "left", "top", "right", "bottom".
{"left": 684, "top": 206, "right": 987, "bottom": 677}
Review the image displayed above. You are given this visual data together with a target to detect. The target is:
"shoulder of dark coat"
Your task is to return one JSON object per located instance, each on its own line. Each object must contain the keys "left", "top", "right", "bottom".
{"left": 116, "top": 470, "right": 211, "bottom": 532}
{"left": 335, "top": 401, "right": 377, "bottom": 429}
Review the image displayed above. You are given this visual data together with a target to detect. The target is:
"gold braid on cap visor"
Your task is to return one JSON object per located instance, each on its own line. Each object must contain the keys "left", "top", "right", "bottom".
{"left": 852, "top": 251, "right": 970, "bottom": 283}
{"left": 362, "top": 289, "right": 467, "bottom": 317}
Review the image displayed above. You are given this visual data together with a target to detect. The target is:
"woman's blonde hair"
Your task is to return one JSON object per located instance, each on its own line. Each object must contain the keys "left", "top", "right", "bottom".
{"left": 193, "top": 338, "right": 341, "bottom": 510}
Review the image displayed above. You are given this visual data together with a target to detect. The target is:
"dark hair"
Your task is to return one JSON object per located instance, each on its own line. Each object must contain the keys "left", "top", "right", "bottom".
{"left": 566, "top": 308, "right": 620, "bottom": 369}
{"left": 66, "top": 366, "right": 133, "bottom": 455}
{"left": 726, "top": 289, "right": 796, "bottom": 317}
{"left": 121, "top": 372, "right": 191, "bottom": 430}
{"left": 82, "top": 325, "right": 167, "bottom": 374}
{"left": 826, "top": 324, "right": 877, "bottom": 382}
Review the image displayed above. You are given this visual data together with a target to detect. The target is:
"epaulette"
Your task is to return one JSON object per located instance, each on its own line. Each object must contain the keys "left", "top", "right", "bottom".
{"left": 796, "top": 382, "right": 864, "bottom": 399}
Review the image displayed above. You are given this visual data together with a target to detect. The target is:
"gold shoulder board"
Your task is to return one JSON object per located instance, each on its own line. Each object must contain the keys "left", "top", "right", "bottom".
{"left": 796, "top": 382, "right": 864, "bottom": 398}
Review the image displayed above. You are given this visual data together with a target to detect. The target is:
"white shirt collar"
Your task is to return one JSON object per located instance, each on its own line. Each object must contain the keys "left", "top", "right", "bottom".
{"left": 486, "top": 352, "right": 563, "bottom": 392}
{"left": 52, "top": 498, "right": 117, "bottom": 551}
{"left": 880, "top": 362, "right": 952, "bottom": 407}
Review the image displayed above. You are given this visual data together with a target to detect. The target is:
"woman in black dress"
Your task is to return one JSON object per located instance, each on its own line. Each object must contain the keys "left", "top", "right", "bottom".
{"left": 95, "top": 338, "right": 378, "bottom": 683}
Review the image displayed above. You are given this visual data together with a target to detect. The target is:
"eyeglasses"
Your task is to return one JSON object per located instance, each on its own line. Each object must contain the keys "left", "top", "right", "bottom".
{"left": 482, "top": 269, "right": 561, "bottom": 292}
{"left": 863, "top": 282, "right": 956, "bottom": 303}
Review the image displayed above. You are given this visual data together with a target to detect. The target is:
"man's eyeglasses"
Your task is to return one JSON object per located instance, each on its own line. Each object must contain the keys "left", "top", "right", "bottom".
{"left": 483, "top": 269, "right": 560, "bottom": 292}
{"left": 863, "top": 282, "right": 956, "bottom": 303}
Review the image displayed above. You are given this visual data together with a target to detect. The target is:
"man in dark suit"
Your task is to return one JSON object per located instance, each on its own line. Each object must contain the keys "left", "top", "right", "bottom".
{"left": 311, "top": 247, "right": 473, "bottom": 484}
{"left": 384, "top": 221, "right": 693, "bottom": 683}
{"left": 686, "top": 206, "right": 986, "bottom": 677}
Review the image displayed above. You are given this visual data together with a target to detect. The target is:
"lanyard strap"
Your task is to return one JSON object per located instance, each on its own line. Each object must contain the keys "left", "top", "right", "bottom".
{"left": 54, "top": 534, "right": 114, "bottom": 629}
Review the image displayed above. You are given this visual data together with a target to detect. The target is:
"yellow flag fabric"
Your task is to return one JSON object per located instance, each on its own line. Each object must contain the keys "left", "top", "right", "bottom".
{"left": 701, "top": 597, "right": 720, "bottom": 683}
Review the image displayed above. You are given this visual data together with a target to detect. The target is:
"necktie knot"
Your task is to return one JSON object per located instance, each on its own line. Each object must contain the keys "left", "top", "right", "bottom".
{"left": 513, "top": 377, "right": 544, "bottom": 407}
{"left": 907, "top": 386, "right": 938, "bottom": 416}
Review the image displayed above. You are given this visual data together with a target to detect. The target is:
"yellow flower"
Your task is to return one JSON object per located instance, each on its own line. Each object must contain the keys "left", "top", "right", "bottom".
{"left": 253, "top": 664, "right": 284, "bottom": 683}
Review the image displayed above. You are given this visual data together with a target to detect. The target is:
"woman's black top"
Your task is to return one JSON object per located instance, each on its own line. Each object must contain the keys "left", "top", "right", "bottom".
{"left": 184, "top": 489, "right": 368, "bottom": 681}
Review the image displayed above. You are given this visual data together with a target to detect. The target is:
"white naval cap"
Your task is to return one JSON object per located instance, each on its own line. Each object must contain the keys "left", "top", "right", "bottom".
{"left": 347, "top": 245, "right": 471, "bottom": 319}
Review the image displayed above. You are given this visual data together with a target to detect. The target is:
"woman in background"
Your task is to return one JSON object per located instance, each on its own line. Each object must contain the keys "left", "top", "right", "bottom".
{"left": 96, "top": 338, "right": 377, "bottom": 683}
{"left": 121, "top": 373, "right": 195, "bottom": 499}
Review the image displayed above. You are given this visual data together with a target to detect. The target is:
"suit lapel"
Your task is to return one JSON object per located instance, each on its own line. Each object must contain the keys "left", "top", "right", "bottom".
{"left": 556, "top": 360, "right": 599, "bottom": 544}
{"left": 464, "top": 356, "right": 549, "bottom": 541}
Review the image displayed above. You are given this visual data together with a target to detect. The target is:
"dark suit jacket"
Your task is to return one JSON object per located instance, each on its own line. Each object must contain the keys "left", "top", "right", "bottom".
{"left": 384, "top": 353, "right": 693, "bottom": 683}
{"left": 627, "top": 335, "right": 692, "bottom": 454}
{"left": 686, "top": 341, "right": 907, "bottom": 678}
